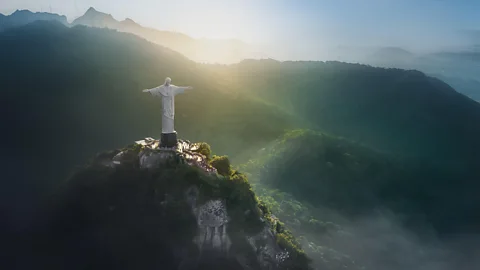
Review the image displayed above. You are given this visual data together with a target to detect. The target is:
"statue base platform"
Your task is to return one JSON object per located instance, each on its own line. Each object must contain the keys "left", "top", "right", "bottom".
{"left": 160, "top": 132, "right": 178, "bottom": 148}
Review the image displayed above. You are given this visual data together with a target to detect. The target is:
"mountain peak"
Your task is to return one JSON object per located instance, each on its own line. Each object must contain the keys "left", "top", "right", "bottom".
{"left": 123, "top": 18, "right": 134, "bottom": 23}
{"left": 73, "top": 7, "right": 118, "bottom": 27}
{"left": 83, "top": 7, "right": 112, "bottom": 18}
{"left": 86, "top": 7, "right": 97, "bottom": 13}
{"left": 12, "top": 9, "right": 32, "bottom": 15}
{"left": 121, "top": 18, "right": 137, "bottom": 25}
{"left": 30, "top": 137, "right": 310, "bottom": 269}
{"left": 120, "top": 18, "right": 141, "bottom": 28}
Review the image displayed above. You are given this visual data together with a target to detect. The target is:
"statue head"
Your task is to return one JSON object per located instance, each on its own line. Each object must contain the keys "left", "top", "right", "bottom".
{"left": 165, "top": 77, "right": 172, "bottom": 86}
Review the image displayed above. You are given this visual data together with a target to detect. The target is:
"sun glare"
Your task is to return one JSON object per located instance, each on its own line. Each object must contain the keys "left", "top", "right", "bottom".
{"left": 183, "top": 11, "right": 237, "bottom": 40}
{"left": 172, "top": 5, "right": 256, "bottom": 42}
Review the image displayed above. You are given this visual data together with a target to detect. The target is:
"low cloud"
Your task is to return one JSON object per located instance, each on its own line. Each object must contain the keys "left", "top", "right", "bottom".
{"left": 304, "top": 207, "right": 480, "bottom": 270}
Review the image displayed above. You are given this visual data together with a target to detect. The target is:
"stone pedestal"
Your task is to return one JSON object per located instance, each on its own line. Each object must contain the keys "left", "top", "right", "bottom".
{"left": 160, "top": 132, "right": 178, "bottom": 148}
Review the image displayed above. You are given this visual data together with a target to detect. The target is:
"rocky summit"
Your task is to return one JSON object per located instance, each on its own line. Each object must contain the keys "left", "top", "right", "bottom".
{"left": 25, "top": 138, "right": 311, "bottom": 270}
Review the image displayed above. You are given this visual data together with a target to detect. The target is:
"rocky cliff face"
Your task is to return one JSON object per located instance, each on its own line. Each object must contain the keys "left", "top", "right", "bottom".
{"left": 26, "top": 138, "right": 311, "bottom": 270}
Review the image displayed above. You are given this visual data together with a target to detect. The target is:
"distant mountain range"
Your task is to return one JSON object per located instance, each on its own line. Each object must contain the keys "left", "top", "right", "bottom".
{"left": 0, "top": 7, "right": 254, "bottom": 64}
{"left": 367, "top": 46, "right": 415, "bottom": 63}
{"left": 362, "top": 46, "right": 480, "bottom": 101}
{"left": 0, "top": 7, "right": 478, "bottom": 99}
{"left": 364, "top": 46, "right": 480, "bottom": 71}
{"left": 431, "top": 74, "right": 480, "bottom": 101}
{"left": 72, "top": 7, "right": 255, "bottom": 64}
{"left": 0, "top": 9, "right": 67, "bottom": 31}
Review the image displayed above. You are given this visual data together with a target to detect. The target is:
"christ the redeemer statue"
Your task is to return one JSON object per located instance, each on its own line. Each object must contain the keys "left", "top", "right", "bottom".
{"left": 142, "top": 77, "right": 193, "bottom": 148}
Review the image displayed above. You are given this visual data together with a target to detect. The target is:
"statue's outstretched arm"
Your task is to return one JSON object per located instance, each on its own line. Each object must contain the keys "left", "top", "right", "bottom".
{"left": 174, "top": 86, "right": 193, "bottom": 95}
{"left": 142, "top": 86, "right": 167, "bottom": 96}
{"left": 142, "top": 86, "right": 158, "bottom": 92}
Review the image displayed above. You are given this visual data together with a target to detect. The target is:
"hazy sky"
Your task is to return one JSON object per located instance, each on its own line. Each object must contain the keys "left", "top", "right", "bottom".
{"left": 2, "top": 0, "right": 479, "bottom": 59}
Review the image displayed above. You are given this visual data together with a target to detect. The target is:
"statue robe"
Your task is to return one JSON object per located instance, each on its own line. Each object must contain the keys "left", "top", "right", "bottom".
{"left": 144, "top": 84, "right": 190, "bottom": 134}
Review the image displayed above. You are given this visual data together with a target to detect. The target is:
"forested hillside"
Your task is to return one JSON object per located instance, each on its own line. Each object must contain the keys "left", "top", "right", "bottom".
{"left": 240, "top": 130, "right": 480, "bottom": 270}
{"left": 213, "top": 59, "right": 480, "bottom": 166}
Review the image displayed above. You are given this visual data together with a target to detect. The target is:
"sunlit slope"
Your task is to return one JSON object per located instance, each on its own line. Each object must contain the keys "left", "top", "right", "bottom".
{"left": 0, "top": 21, "right": 292, "bottom": 158}
{"left": 0, "top": 21, "right": 294, "bottom": 222}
